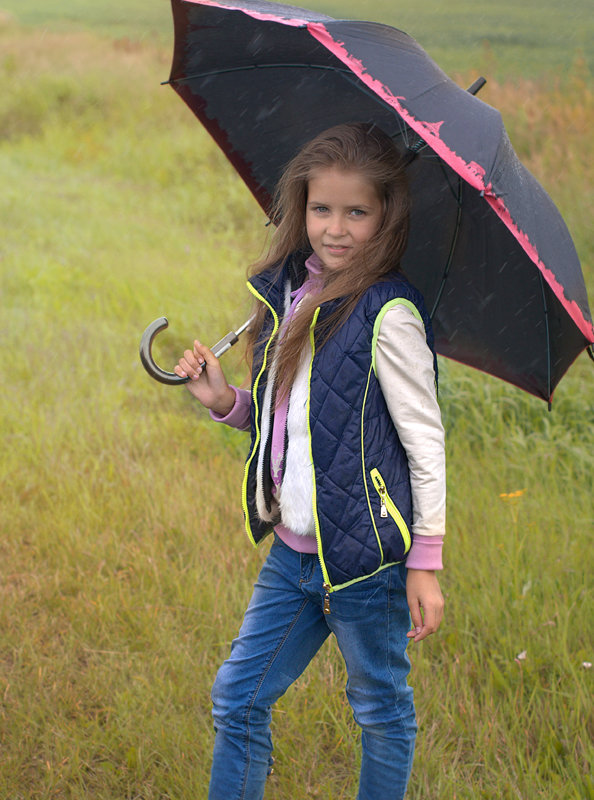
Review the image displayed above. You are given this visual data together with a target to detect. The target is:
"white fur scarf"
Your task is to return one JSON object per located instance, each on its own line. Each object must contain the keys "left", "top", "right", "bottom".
{"left": 255, "top": 283, "right": 316, "bottom": 536}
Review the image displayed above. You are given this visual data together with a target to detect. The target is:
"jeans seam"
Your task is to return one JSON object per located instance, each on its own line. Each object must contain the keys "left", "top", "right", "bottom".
{"left": 386, "top": 568, "right": 406, "bottom": 728}
{"left": 239, "top": 596, "right": 310, "bottom": 800}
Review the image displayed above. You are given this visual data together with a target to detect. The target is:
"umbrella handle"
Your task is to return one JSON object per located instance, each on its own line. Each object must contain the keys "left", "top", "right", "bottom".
{"left": 139, "top": 316, "right": 252, "bottom": 385}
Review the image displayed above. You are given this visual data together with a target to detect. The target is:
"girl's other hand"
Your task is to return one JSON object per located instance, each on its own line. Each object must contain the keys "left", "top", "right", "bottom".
{"left": 405, "top": 569, "right": 444, "bottom": 643}
{"left": 174, "top": 339, "right": 236, "bottom": 415}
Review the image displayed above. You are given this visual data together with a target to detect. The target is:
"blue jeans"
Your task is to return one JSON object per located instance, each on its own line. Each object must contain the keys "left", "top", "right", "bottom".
{"left": 208, "top": 536, "right": 416, "bottom": 799}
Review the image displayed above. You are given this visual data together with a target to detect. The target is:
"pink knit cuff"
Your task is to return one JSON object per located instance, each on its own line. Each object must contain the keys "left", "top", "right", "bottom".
{"left": 406, "top": 534, "right": 444, "bottom": 571}
{"left": 209, "top": 386, "right": 251, "bottom": 431}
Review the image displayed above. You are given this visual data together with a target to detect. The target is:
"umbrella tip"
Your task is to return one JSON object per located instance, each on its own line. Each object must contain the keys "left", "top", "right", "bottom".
{"left": 467, "top": 77, "right": 487, "bottom": 96}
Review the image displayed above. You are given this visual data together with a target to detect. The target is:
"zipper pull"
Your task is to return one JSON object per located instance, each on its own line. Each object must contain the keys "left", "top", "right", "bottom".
{"left": 372, "top": 470, "right": 389, "bottom": 518}
{"left": 379, "top": 486, "right": 388, "bottom": 518}
{"left": 323, "top": 584, "right": 331, "bottom": 615}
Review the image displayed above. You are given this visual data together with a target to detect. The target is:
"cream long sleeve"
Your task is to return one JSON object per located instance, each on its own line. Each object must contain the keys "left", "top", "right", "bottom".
{"left": 375, "top": 304, "right": 446, "bottom": 569}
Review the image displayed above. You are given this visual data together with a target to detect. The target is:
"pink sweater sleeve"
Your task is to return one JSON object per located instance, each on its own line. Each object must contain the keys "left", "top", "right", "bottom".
{"left": 405, "top": 534, "right": 445, "bottom": 571}
{"left": 209, "top": 386, "right": 251, "bottom": 431}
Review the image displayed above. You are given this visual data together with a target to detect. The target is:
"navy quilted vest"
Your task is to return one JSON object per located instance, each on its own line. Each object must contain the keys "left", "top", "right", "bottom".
{"left": 241, "top": 252, "right": 436, "bottom": 590}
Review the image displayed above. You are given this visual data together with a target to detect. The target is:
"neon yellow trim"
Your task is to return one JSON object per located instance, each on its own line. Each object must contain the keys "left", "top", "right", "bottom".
{"left": 361, "top": 364, "right": 385, "bottom": 562}
{"left": 306, "top": 307, "right": 334, "bottom": 588}
{"left": 241, "top": 281, "right": 280, "bottom": 547}
{"left": 369, "top": 467, "right": 412, "bottom": 553}
{"left": 329, "top": 560, "right": 407, "bottom": 592}
{"left": 371, "top": 298, "right": 424, "bottom": 375}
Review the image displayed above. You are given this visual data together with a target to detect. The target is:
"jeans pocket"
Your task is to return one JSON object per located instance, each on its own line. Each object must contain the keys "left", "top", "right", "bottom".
{"left": 329, "top": 569, "right": 392, "bottom": 621}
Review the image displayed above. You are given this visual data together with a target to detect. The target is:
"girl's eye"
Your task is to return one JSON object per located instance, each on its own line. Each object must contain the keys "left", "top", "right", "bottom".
{"left": 350, "top": 209, "right": 365, "bottom": 217}
{"left": 314, "top": 206, "right": 329, "bottom": 213}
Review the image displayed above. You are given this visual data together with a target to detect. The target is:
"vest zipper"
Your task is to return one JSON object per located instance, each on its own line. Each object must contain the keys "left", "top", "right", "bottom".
{"left": 378, "top": 484, "right": 389, "bottom": 517}
{"left": 369, "top": 468, "right": 412, "bottom": 553}
{"left": 241, "top": 282, "right": 280, "bottom": 545}
{"left": 306, "top": 307, "right": 334, "bottom": 596}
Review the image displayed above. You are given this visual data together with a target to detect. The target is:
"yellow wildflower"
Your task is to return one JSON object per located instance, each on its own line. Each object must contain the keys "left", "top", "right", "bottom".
{"left": 499, "top": 489, "right": 526, "bottom": 499}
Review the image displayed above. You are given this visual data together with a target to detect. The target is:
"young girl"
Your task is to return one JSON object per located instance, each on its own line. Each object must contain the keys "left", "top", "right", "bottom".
{"left": 175, "top": 123, "right": 446, "bottom": 800}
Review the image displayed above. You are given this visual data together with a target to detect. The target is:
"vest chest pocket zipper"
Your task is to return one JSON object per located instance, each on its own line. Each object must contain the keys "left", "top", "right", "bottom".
{"left": 369, "top": 468, "right": 412, "bottom": 554}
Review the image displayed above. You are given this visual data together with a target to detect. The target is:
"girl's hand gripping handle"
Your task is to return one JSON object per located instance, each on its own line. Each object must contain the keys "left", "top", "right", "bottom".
{"left": 139, "top": 316, "right": 251, "bottom": 386}
{"left": 175, "top": 340, "right": 236, "bottom": 416}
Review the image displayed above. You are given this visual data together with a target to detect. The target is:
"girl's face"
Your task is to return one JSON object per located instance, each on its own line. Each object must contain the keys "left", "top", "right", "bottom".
{"left": 305, "top": 166, "right": 383, "bottom": 272}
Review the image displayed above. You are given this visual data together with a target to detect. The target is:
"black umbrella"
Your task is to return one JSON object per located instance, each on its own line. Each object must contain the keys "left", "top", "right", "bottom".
{"left": 141, "top": 0, "right": 593, "bottom": 403}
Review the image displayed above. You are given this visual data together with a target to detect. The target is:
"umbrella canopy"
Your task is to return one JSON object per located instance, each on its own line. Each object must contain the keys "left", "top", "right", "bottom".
{"left": 166, "top": 0, "right": 594, "bottom": 402}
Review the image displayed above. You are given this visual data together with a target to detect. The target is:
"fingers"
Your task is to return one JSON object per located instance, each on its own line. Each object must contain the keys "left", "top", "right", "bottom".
{"left": 406, "top": 601, "right": 428, "bottom": 642}
{"left": 193, "top": 340, "right": 217, "bottom": 366}
{"left": 174, "top": 350, "right": 203, "bottom": 380}
{"left": 174, "top": 340, "right": 212, "bottom": 380}
{"left": 408, "top": 600, "right": 423, "bottom": 640}
{"left": 407, "top": 601, "right": 443, "bottom": 642}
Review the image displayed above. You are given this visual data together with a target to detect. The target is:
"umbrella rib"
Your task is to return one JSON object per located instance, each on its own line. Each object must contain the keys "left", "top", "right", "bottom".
{"left": 438, "top": 160, "right": 464, "bottom": 202}
{"left": 429, "top": 177, "right": 463, "bottom": 320}
{"left": 165, "top": 63, "right": 413, "bottom": 143}
{"left": 333, "top": 71, "right": 411, "bottom": 140}
{"left": 164, "top": 62, "right": 356, "bottom": 85}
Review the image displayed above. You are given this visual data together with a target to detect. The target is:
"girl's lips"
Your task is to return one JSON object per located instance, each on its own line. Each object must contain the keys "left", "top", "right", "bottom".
{"left": 325, "top": 244, "right": 349, "bottom": 253}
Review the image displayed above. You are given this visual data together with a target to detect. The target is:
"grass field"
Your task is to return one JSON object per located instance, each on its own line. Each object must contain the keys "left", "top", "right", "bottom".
{"left": 0, "top": 4, "right": 593, "bottom": 799}
{"left": 1, "top": 0, "right": 593, "bottom": 77}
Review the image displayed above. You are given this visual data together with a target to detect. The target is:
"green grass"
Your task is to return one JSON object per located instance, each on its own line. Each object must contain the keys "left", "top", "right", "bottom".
{"left": 0, "top": 12, "right": 593, "bottom": 800}
{"left": 1, "top": 0, "right": 592, "bottom": 78}
{"left": 0, "top": 0, "right": 172, "bottom": 42}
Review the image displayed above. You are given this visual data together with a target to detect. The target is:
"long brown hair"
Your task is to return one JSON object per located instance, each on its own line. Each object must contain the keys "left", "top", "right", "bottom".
{"left": 247, "top": 122, "right": 410, "bottom": 397}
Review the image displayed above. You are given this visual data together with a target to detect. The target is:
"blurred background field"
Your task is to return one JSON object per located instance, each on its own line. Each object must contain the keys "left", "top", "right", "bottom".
{"left": 0, "top": 1, "right": 592, "bottom": 798}
{"left": 2, "top": 0, "right": 593, "bottom": 77}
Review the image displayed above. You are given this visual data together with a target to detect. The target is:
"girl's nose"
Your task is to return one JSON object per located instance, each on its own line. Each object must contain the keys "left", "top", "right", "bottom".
{"left": 326, "top": 214, "right": 346, "bottom": 237}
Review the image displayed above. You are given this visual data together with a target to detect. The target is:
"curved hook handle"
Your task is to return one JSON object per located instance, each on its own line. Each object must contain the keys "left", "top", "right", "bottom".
{"left": 139, "top": 315, "right": 253, "bottom": 385}
{"left": 140, "top": 317, "right": 189, "bottom": 384}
